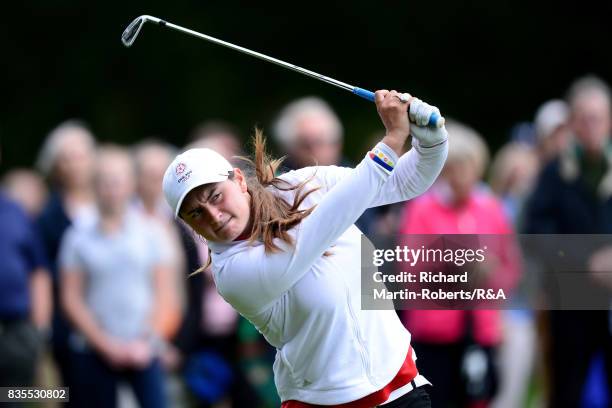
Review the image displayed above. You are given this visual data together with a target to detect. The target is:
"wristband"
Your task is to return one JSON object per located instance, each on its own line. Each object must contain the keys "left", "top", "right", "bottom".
{"left": 368, "top": 147, "right": 395, "bottom": 173}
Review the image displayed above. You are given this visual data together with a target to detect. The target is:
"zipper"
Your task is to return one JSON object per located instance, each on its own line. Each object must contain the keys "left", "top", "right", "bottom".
{"left": 344, "top": 284, "right": 376, "bottom": 385}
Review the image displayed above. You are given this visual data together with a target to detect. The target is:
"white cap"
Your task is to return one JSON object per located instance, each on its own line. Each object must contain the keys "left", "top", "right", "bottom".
{"left": 534, "top": 99, "right": 569, "bottom": 141}
{"left": 162, "top": 148, "right": 234, "bottom": 218}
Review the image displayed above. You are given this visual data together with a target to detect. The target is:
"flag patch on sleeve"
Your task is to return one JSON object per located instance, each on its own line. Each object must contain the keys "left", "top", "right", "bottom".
{"left": 369, "top": 148, "right": 395, "bottom": 172}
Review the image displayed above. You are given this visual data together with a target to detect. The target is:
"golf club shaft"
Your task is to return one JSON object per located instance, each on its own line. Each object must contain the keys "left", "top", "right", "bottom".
{"left": 126, "top": 16, "right": 443, "bottom": 128}
{"left": 162, "top": 20, "right": 355, "bottom": 93}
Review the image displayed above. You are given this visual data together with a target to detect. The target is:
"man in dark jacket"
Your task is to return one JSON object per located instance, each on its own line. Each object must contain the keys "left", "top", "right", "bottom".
{"left": 524, "top": 75, "right": 612, "bottom": 408}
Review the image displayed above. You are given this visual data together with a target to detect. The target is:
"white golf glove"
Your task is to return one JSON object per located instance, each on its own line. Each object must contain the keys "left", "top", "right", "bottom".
{"left": 409, "top": 98, "right": 448, "bottom": 148}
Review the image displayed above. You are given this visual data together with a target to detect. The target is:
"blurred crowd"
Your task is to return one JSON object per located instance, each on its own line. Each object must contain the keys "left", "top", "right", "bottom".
{"left": 1, "top": 74, "right": 611, "bottom": 408}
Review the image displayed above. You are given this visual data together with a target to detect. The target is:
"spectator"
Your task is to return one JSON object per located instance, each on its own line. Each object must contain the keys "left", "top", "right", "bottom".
{"left": 272, "top": 96, "right": 378, "bottom": 234}
{"left": 489, "top": 142, "right": 540, "bottom": 228}
{"left": 36, "top": 120, "right": 97, "bottom": 394}
{"left": 132, "top": 140, "right": 184, "bottom": 343}
{"left": 534, "top": 99, "right": 571, "bottom": 164}
{"left": 0, "top": 145, "right": 52, "bottom": 394}
{"left": 488, "top": 142, "right": 540, "bottom": 408}
{"left": 399, "top": 120, "right": 520, "bottom": 408}
{"left": 1, "top": 168, "right": 48, "bottom": 218}
{"left": 132, "top": 140, "right": 177, "bottom": 219}
{"left": 187, "top": 121, "right": 243, "bottom": 158}
{"left": 523, "top": 75, "right": 612, "bottom": 408}
{"left": 273, "top": 97, "right": 343, "bottom": 168}
{"left": 59, "top": 145, "right": 171, "bottom": 408}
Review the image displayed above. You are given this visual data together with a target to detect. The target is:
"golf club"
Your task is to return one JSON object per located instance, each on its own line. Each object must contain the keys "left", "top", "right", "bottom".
{"left": 121, "top": 15, "right": 444, "bottom": 128}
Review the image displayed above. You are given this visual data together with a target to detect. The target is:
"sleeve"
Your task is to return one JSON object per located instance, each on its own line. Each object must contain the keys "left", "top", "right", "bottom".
{"left": 58, "top": 227, "right": 83, "bottom": 272}
{"left": 371, "top": 139, "right": 447, "bottom": 206}
{"left": 215, "top": 146, "right": 398, "bottom": 314}
{"left": 285, "top": 139, "right": 447, "bottom": 208}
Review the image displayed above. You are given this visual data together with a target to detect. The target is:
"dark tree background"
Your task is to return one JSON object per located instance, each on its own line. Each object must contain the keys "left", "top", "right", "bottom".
{"left": 1, "top": 0, "right": 611, "bottom": 171}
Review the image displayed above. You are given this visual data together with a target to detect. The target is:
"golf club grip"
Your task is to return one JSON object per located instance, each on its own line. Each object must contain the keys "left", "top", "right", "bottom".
{"left": 353, "top": 88, "right": 444, "bottom": 128}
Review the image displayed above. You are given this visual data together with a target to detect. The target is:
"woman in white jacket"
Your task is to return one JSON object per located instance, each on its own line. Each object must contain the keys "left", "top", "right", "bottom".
{"left": 163, "top": 90, "right": 448, "bottom": 407}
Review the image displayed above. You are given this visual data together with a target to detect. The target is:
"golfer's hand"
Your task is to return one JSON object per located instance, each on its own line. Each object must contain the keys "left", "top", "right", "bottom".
{"left": 409, "top": 98, "right": 448, "bottom": 148}
{"left": 376, "top": 90, "right": 411, "bottom": 156}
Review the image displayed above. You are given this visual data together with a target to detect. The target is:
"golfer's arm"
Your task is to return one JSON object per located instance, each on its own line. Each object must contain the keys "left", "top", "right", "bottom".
{"left": 293, "top": 140, "right": 447, "bottom": 207}
{"left": 370, "top": 139, "right": 447, "bottom": 206}
{"left": 61, "top": 269, "right": 112, "bottom": 354}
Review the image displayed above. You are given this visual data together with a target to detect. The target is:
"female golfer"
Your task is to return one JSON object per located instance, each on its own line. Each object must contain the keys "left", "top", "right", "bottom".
{"left": 163, "top": 90, "right": 448, "bottom": 407}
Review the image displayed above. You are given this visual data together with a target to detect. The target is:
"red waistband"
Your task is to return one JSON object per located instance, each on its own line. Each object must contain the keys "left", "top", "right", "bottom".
{"left": 281, "top": 345, "right": 418, "bottom": 408}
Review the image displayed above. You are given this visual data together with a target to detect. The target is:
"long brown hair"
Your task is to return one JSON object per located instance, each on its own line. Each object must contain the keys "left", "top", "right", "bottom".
{"left": 240, "top": 128, "right": 320, "bottom": 250}
{"left": 193, "top": 128, "right": 320, "bottom": 274}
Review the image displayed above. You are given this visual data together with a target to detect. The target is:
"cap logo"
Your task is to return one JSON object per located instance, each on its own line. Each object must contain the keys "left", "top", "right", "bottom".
{"left": 177, "top": 170, "right": 193, "bottom": 184}
{"left": 175, "top": 163, "right": 187, "bottom": 175}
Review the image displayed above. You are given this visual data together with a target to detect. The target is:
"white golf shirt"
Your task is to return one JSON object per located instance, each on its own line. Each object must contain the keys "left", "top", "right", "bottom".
{"left": 209, "top": 139, "right": 447, "bottom": 404}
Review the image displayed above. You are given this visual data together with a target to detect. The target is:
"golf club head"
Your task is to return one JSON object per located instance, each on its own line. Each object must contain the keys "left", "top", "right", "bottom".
{"left": 121, "top": 15, "right": 161, "bottom": 47}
